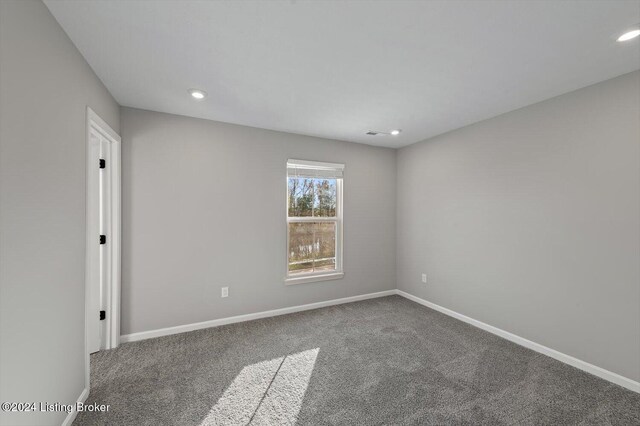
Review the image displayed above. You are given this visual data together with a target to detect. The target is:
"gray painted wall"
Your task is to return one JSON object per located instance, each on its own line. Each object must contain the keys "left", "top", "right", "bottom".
{"left": 120, "top": 107, "right": 396, "bottom": 335}
{"left": 0, "top": 1, "right": 120, "bottom": 425}
{"left": 397, "top": 71, "right": 640, "bottom": 381}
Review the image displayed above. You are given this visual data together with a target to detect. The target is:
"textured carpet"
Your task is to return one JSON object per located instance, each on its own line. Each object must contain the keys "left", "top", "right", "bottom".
{"left": 74, "top": 296, "right": 640, "bottom": 425}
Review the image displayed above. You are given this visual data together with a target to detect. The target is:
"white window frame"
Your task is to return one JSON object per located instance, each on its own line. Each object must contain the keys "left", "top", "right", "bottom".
{"left": 285, "top": 160, "right": 344, "bottom": 285}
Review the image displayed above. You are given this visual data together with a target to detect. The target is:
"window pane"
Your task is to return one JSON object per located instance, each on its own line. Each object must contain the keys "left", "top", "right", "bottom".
{"left": 288, "top": 221, "right": 336, "bottom": 274}
{"left": 288, "top": 177, "right": 314, "bottom": 217}
{"left": 313, "top": 257, "right": 336, "bottom": 272}
{"left": 313, "top": 178, "right": 337, "bottom": 217}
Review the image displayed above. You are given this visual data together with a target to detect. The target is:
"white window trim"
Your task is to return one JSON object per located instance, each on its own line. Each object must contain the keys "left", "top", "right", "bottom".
{"left": 285, "top": 160, "right": 344, "bottom": 285}
{"left": 285, "top": 271, "right": 344, "bottom": 285}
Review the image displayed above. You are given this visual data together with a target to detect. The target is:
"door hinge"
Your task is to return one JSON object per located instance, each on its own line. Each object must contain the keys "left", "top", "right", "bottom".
{"left": 100, "top": 235, "right": 106, "bottom": 244}
{"left": 99, "top": 159, "right": 106, "bottom": 169}
{"left": 100, "top": 310, "right": 106, "bottom": 321}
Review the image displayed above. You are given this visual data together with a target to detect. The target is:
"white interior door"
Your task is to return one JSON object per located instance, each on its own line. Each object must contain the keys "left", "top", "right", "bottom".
{"left": 88, "top": 123, "right": 119, "bottom": 354}
{"left": 86, "top": 108, "right": 121, "bottom": 393}
{"left": 87, "top": 129, "right": 100, "bottom": 353}
{"left": 88, "top": 129, "right": 111, "bottom": 353}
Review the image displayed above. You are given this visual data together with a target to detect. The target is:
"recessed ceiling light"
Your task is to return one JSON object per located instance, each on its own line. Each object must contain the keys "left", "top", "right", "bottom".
{"left": 188, "top": 89, "right": 207, "bottom": 99}
{"left": 390, "top": 129, "right": 402, "bottom": 136}
{"left": 617, "top": 29, "right": 640, "bottom": 42}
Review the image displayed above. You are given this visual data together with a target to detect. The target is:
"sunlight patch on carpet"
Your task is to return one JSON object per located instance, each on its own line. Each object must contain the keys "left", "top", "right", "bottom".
{"left": 251, "top": 348, "right": 319, "bottom": 425}
{"left": 199, "top": 348, "right": 319, "bottom": 426}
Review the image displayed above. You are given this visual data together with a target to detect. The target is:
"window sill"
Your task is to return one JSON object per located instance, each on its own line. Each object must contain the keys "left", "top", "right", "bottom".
{"left": 284, "top": 272, "right": 344, "bottom": 285}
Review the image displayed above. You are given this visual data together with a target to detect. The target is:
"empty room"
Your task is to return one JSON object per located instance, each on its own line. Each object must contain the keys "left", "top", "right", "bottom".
{"left": 1, "top": 0, "right": 639, "bottom": 425}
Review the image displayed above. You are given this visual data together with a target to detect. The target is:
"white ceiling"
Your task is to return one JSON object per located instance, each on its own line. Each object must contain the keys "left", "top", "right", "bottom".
{"left": 45, "top": 0, "right": 640, "bottom": 148}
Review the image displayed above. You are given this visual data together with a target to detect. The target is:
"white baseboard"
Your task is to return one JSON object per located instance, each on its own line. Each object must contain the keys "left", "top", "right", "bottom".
{"left": 118, "top": 287, "right": 638, "bottom": 393}
{"left": 120, "top": 290, "right": 396, "bottom": 343}
{"left": 61, "top": 387, "right": 89, "bottom": 426}
{"left": 396, "top": 289, "right": 640, "bottom": 394}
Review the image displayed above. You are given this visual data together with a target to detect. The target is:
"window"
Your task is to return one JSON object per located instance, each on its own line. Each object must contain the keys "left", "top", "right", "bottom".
{"left": 286, "top": 159, "right": 344, "bottom": 284}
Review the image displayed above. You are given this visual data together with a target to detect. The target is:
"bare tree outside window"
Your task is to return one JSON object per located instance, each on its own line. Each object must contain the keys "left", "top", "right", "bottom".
{"left": 288, "top": 177, "right": 338, "bottom": 274}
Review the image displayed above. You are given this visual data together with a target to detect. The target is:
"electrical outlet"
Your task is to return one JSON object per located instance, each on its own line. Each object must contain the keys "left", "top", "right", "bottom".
{"left": 421, "top": 273, "right": 427, "bottom": 284}
{"left": 221, "top": 287, "right": 229, "bottom": 298}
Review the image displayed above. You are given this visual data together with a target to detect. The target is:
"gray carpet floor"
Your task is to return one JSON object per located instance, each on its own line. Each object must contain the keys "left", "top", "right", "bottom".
{"left": 74, "top": 295, "right": 640, "bottom": 425}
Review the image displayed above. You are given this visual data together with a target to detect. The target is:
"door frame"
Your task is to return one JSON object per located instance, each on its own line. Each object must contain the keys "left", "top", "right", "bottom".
{"left": 85, "top": 107, "right": 121, "bottom": 389}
